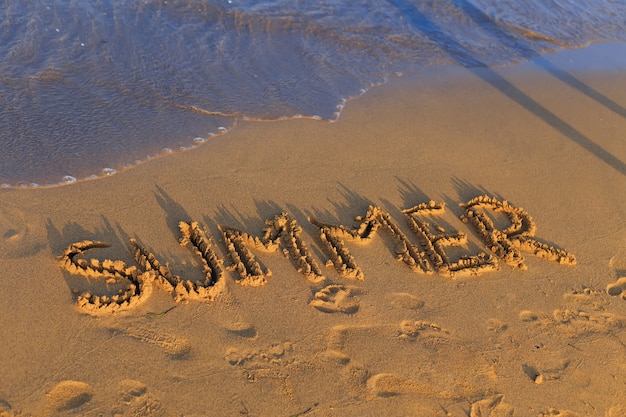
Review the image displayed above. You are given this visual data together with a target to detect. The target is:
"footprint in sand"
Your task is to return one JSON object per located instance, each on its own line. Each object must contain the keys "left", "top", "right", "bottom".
{"left": 607, "top": 276, "right": 626, "bottom": 299}
{"left": 309, "top": 284, "right": 364, "bottom": 314}
{"left": 388, "top": 292, "right": 424, "bottom": 310}
{"left": 42, "top": 380, "right": 94, "bottom": 415}
{"left": 397, "top": 320, "right": 447, "bottom": 340}
{"left": 469, "top": 395, "right": 515, "bottom": 417}
{"left": 0, "top": 206, "right": 44, "bottom": 259}
{"left": 113, "top": 379, "right": 167, "bottom": 417}
{"left": 225, "top": 342, "right": 294, "bottom": 367}
{"left": 366, "top": 372, "right": 419, "bottom": 398}
{"left": 223, "top": 320, "right": 257, "bottom": 339}
{"left": 107, "top": 320, "right": 191, "bottom": 358}
{"left": 224, "top": 342, "right": 297, "bottom": 384}
{"left": 365, "top": 372, "right": 476, "bottom": 400}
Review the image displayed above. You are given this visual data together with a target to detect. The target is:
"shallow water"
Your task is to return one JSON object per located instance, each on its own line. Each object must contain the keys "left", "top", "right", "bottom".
{"left": 1, "top": 0, "right": 625, "bottom": 187}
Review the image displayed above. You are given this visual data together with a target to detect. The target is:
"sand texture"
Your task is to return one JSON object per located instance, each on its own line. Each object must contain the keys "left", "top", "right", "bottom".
{"left": 1, "top": 43, "right": 626, "bottom": 416}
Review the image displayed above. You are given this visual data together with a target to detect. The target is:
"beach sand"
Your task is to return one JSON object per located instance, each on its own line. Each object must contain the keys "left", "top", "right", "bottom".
{"left": 1, "top": 42, "right": 626, "bottom": 416}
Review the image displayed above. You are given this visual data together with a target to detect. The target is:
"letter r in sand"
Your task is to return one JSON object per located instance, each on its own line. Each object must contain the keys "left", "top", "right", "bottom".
{"left": 460, "top": 196, "right": 576, "bottom": 270}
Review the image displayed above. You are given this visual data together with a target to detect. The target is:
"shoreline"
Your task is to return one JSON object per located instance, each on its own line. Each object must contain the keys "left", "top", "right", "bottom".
{"left": 2, "top": 41, "right": 626, "bottom": 190}
{"left": 1, "top": 42, "right": 626, "bottom": 415}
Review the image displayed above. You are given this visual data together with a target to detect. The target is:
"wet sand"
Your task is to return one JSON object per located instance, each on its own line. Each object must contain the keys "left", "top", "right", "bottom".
{"left": 1, "top": 42, "right": 626, "bottom": 416}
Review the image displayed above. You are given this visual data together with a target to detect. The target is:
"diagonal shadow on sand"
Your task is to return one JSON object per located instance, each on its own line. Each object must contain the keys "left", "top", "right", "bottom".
{"left": 389, "top": 0, "right": 626, "bottom": 177}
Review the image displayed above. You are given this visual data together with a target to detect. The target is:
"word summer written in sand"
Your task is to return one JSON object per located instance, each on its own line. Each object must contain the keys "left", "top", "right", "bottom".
{"left": 58, "top": 195, "right": 576, "bottom": 315}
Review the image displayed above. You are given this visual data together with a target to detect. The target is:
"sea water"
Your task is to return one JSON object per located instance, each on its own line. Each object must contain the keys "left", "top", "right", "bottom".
{"left": 1, "top": 0, "right": 625, "bottom": 187}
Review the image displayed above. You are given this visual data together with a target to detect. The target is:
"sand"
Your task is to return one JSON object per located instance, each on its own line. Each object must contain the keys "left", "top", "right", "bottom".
{"left": 1, "top": 42, "right": 626, "bottom": 416}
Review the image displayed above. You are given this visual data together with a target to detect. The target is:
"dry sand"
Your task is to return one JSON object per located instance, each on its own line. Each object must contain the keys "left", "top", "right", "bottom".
{"left": 1, "top": 42, "right": 626, "bottom": 416}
